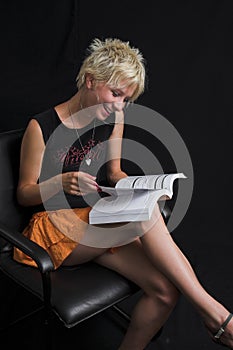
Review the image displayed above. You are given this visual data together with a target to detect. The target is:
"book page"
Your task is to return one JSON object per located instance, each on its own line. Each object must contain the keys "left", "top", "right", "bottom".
{"left": 92, "top": 191, "right": 147, "bottom": 214}
{"left": 115, "top": 173, "right": 186, "bottom": 193}
{"left": 100, "top": 186, "right": 154, "bottom": 196}
{"left": 115, "top": 175, "right": 162, "bottom": 189}
{"left": 90, "top": 189, "right": 169, "bottom": 216}
{"left": 158, "top": 173, "right": 187, "bottom": 195}
{"left": 90, "top": 173, "right": 186, "bottom": 224}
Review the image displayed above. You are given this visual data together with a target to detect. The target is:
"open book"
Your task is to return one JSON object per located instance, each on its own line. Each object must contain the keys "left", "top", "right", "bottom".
{"left": 89, "top": 173, "right": 187, "bottom": 224}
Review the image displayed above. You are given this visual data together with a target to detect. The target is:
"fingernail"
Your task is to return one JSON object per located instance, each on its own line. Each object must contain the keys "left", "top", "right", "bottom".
{"left": 96, "top": 185, "right": 102, "bottom": 192}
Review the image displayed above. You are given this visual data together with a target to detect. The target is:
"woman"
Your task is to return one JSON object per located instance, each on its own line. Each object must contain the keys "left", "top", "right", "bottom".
{"left": 14, "top": 38, "right": 233, "bottom": 349}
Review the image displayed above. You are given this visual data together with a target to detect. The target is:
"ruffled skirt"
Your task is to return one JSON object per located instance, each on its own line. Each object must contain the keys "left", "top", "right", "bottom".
{"left": 13, "top": 207, "right": 91, "bottom": 269}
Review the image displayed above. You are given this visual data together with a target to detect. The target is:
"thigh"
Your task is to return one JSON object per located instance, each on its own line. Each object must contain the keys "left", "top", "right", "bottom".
{"left": 62, "top": 244, "right": 108, "bottom": 266}
{"left": 94, "top": 239, "right": 176, "bottom": 296}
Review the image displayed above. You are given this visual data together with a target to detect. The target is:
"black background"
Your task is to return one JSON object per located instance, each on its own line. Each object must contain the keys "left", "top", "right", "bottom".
{"left": 0, "top": 1, "right": 232, "bottom": 349}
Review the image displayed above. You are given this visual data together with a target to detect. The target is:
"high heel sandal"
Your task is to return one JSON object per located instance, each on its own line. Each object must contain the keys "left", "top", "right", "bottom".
{"left": 212, "top": 313, "right": 233, "bottom": 348}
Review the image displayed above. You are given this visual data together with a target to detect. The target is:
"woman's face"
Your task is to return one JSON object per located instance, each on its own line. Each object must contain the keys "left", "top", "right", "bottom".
{"left": 85, "top": 78, "right": 136, "bottom": 121}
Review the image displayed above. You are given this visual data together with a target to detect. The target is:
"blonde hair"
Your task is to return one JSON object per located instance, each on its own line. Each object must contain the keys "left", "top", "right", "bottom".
{"left": 76, "top": 38, "right": 146, "bottom": 101}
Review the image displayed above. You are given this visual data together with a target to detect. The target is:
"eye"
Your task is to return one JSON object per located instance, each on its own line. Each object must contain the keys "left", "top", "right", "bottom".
{"left": 111, "top": 90, "right": 132, "bottom": 108}
{"left": 112, "top": 90, "right": 120, "bottom": 97}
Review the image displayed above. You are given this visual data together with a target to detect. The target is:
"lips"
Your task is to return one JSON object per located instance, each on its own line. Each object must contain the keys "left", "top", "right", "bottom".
{"left": 103, "top": 104, "right": 112, "bottom": 116}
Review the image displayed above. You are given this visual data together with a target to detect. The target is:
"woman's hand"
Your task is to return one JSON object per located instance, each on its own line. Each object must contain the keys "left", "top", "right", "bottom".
{"left": 62, "top": 171, "right": 100, "bottom": 196}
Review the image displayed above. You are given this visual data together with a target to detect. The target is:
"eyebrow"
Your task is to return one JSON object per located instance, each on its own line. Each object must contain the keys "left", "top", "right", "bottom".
{"left": 113, "top": 87, "right": 133, "bottom": 100}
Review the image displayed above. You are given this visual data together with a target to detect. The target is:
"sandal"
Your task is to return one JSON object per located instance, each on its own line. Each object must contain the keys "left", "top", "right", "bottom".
{"left": 212, "top": 313, "right": 233, "bottom": 348}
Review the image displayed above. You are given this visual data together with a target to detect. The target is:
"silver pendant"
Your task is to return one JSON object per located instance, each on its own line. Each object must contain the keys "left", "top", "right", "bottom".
{"left": 85, "top": 158, "right": 91, "bottom": 166}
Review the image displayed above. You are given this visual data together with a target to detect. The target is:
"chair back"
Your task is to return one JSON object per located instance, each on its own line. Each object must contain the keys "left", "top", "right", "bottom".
{"left": 0, "top": 129, "right": 30, "bottom": 253}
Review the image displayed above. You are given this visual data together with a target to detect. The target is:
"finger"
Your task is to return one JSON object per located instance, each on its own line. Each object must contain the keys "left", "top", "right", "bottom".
{"left": 69, "top": 189, "right": 81, "bottom": 196}
{"left": 76, "top": 174, "right": 97, "bottom": 188}
{"left": 78, "top": 178, "right": 99, "bottom": 190}
{"left": 78, "top": 171, "right": 96, "bottom": 180}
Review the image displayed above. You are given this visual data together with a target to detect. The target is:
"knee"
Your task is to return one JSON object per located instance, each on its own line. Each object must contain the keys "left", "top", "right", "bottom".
{"left": 138, "top": 204, "right": 166, "bottom": 234}
{"left": 148, "top": 279, "right": 180, "bottom": 309}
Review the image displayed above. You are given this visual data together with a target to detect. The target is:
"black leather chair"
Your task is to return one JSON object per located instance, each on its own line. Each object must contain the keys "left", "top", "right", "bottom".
{"left": 0, "top": 128, "right": 170, "bottom": 348}
{"left": 0, "top": 128, "right": 143, "bottom": 348}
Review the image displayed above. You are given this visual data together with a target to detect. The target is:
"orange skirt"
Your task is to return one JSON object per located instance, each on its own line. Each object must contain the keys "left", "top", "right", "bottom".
{"left": 13, "top": 207, "right": 91, "bottom": 269}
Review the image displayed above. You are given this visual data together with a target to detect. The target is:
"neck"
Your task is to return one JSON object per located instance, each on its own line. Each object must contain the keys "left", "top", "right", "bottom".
{"left": 67, "top": 100, "right": 95, "bottom": 129}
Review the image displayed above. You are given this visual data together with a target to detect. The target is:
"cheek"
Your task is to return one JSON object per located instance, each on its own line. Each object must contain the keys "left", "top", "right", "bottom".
{"left": 87, "top": 90, "right": 100, "bottom": 106}
{"left": 97, "top": 89, "right": 113, "bottom": 103}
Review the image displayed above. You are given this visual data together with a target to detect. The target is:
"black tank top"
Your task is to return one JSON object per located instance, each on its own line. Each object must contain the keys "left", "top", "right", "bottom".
{"left": 32, "top": 108, "right": 115, "bottom": 212}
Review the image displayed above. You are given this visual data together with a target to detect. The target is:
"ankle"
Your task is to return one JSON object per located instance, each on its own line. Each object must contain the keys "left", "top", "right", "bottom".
{"left": 204, "top": 309, "right": 232, "bottom": 333}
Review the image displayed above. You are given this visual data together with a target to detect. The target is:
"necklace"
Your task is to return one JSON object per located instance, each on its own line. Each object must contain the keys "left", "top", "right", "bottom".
{"left": 68, "top": 102, "right": 96, "bottom": 166}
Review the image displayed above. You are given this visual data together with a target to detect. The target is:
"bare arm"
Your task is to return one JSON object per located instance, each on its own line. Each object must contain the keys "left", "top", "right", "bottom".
{"left": 106, "top": 111, "right": 128, "bottom": 186}
{"left": 17, "top": 119, "right": 53, "bottom": 206}
{"left": 17, "top": 119, "right": 98, "bottom": 207}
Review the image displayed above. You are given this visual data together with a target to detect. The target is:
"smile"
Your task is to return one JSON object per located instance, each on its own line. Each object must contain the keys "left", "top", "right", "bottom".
{"left": 103, "top": 104, "right": 112, "bottom": 115}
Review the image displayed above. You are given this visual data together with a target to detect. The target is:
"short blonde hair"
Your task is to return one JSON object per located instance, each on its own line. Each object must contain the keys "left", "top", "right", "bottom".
{"left": 76, "top": 38, "right": 146, "bottom": 101}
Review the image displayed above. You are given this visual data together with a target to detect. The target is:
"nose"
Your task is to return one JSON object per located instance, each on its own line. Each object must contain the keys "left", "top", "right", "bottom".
{"left": 112, "top": 99, "right": 125, "bottom": 111}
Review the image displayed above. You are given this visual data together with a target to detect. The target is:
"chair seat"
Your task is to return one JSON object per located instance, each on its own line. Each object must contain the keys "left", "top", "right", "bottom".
{"left": 0, "top": 252, "right": 139, "bottom": 328}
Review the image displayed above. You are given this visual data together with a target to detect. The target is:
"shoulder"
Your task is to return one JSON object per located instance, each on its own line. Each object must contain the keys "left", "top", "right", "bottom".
{"left": 29, "top": 108, "right": 60, "bottom": 143}
{"left": 32, "top": 108, "right": 57, "bottom": 126}
{"left": 21, "top": 118, "right": 45, "bottom": 151}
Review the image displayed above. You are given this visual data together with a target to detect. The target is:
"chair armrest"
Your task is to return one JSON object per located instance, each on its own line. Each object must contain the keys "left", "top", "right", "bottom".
{"left": 160, "top": 202, "right": 171, "bottom": 223}
{"left": 0, "top": 221, "right": 54, "bottom": 273}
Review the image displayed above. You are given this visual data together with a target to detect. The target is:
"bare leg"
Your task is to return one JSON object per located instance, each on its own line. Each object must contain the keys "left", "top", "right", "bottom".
{"left": 138, "top": 206, "right": 233, "bottom": 348}
{"left": 64, "top": 238, "right": 180, "bottom": 350}
{"left": 95, "top": 240, "right": 180, "bottom": 350}
{"left": 62, "top": 207, "right": 233, "bottom": 349}
{"left": 62, "top": 243, "right": 107, "bottom": 265}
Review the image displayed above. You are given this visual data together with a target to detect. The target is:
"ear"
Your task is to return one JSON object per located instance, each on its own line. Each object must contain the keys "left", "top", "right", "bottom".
{"left": 85, "top": 74, "right": 95, "bottom": 89}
